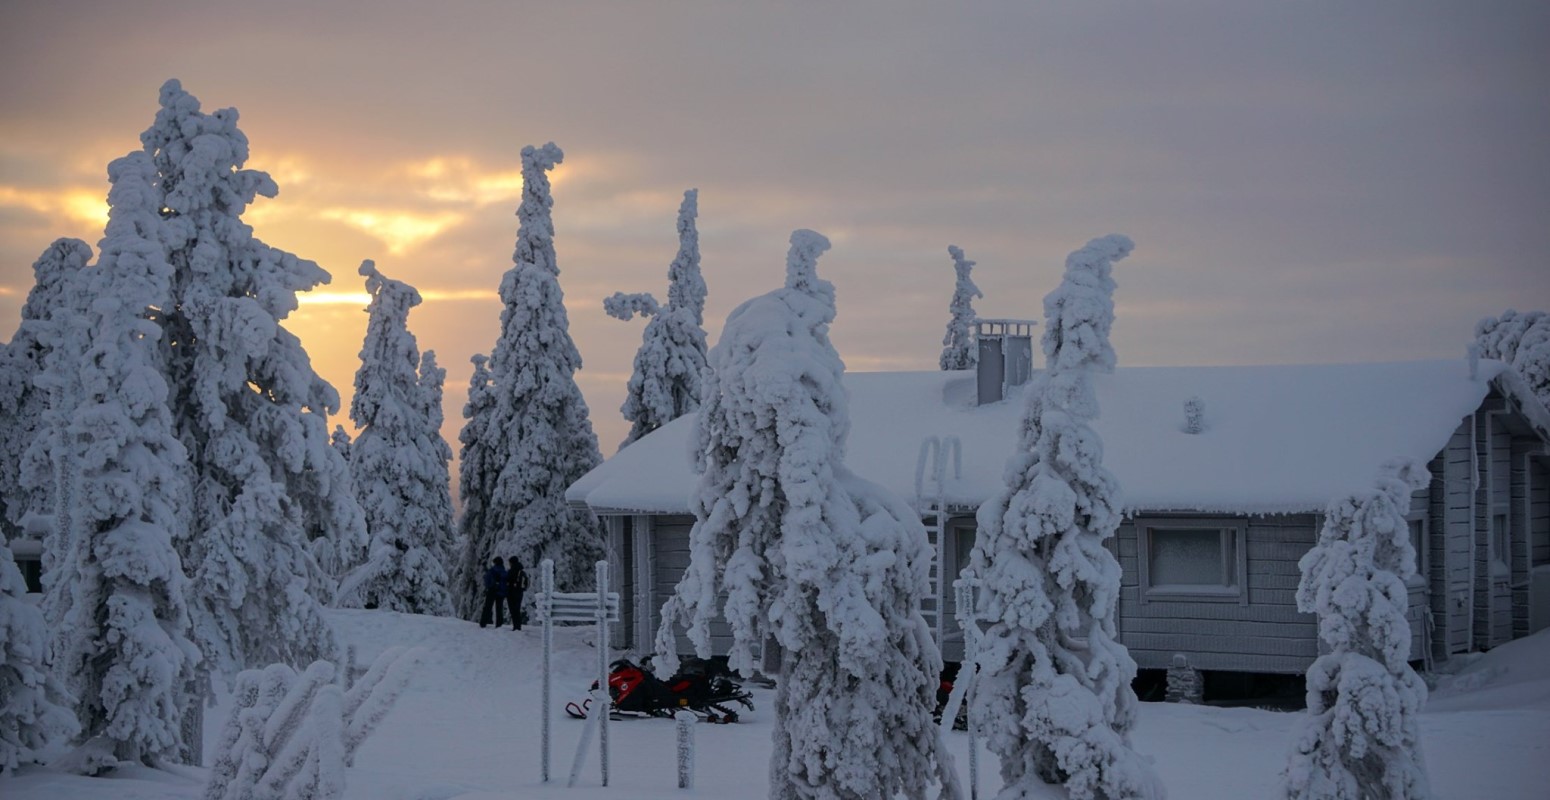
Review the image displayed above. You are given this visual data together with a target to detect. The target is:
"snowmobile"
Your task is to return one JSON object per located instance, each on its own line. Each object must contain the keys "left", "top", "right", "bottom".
{"left": 565, "top": 656, "right": 754, "bottom": 723}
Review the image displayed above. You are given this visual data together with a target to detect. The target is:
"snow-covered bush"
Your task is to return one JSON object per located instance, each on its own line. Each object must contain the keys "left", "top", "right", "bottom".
{"left": 605, "top": 189, "right": 710, "bottom": 449}
{"left": 457, "top": 142, "right": 603, "bottom": 593}
{"left": 1282, "top": 459, "right": 1433, "bottom": 800}
{"left": 134, "top": 79, "right": 349, "bottom": 672}
{"left": 1475, "top": 310, "right": 1549, "bottom": 411}
{"left": 43, "top": 150, "right": 203, "bottom": 768}
{"left": 203, "top": 647, "right": 423, "bottom": 800}
{"left": 0, "top": 534, "right": 78, "bottom": 772}
{"left": 940, "top": 244, "right": 982, "bottom": 371}
{"left": 334, "top": 261, "right": 454, "bottom": 615}
{"left": 965, "top": 235, "right": 1164, "bottom": 800}
{"left": 656, "top": 230, "right": 961, "bottom": 800}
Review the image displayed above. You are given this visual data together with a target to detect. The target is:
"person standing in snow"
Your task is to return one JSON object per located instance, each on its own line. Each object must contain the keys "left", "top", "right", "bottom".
{"left": 479, "top": 556, "right": 508, "bottom": 628}
{"left": 506, "top": 557, "right": 529, "bottom": 631}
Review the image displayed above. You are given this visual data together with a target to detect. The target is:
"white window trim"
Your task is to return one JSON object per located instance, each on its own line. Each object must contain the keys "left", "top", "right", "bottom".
{"left": 1137, "top": 517, "right": 1249, "bottom": 606}
{"left": 1405, "top": 515, "right": 1429, "bottom": 590}
{"left": 1491, "top": 509, "right": 1510, "bottom": 578}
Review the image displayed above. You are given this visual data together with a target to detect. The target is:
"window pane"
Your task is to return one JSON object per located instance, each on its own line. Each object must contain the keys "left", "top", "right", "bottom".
{"left": 1494, "top": 514, "right": 1509, "bottom": 567}
{"left": 1150, "top": 529, "right": 1226, "bottom": 586}
{"left": 1408, "top": 519, "right": 1424, "bottom": 567}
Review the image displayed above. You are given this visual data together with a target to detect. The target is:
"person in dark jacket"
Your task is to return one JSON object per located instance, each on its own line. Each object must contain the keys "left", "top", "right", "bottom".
{"left": 506, "top": 557, "right": 529, "bottom": 631}
{"left": 479, "top": 556, "right": 508, "bottom": 628}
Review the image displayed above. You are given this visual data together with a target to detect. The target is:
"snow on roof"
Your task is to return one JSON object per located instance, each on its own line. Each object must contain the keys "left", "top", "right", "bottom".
{"left": 567, "top": 359, "right": 1517, "bottom": 516}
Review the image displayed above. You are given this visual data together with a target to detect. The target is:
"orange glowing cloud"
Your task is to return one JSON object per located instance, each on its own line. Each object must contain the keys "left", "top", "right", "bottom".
{"left": 317, "top": 208, "right": 465, "bottom": 255}
{"left": 0, "top": 185, "right": 109, "bottom": 230}
{"left": 297, "top": 287, "right": 497, "bottom": 306}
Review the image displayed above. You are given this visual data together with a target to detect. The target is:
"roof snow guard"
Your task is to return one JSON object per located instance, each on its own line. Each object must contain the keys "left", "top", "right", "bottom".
{"left": 975, "top": 318, "right": 1037, "bottom": 405}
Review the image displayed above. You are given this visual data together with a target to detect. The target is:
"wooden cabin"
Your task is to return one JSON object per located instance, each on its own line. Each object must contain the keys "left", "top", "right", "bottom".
{"left": 567, "top": 350, "right": 1550, "bottom": 678}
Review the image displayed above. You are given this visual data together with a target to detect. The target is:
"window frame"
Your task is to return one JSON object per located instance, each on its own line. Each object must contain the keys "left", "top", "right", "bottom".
{"left": 1491, "top": 511, "right": 1510, "bottom": 576}
{"left": 1137, "top": 517, "right": 1249, "bottom": 605}
{"left": 1405, "top": 515, "right": 1430, "bottom": 589}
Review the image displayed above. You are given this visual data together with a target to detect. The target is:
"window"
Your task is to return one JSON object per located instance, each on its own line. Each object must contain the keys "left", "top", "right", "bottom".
{"left": 16, "top": 556, "right": 42, "bottom": 594}
{"left": 1138, "top": 518, "right": 1248, "bottom": 604}
{"left": 1492, "top": 513, "right": 1510, "bottom": 575}
{"left": 1406, "top": 517, "right": 1429, "bottom": 585}
{"left": 954, "top": 524, "right": 977, "bottom": 579}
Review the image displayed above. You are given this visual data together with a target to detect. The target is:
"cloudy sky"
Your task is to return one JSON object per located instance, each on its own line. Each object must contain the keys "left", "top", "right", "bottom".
{"left": 3, "top": 1, "right": 1547, "bottom": 455}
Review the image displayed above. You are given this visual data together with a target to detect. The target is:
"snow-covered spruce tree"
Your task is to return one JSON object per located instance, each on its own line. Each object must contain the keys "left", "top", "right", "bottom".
{"left": 454, "top": 353, "right": 497, "bottom": 618}
{"left": 335, "top": 261, "right": 453, "bottom": 615}
{"left": 0, "top": 238, "right": 92, "bottom": 542}
{"left": 416, "top": 350, "right": 456, "bottom": 561}
{"left": 656, "top": 230, "right": 961, "bottom": 800}
{"left": 1475, "top": 310, "right": 1549, "bottom": 411}
{"left": 18, "top": 253, "right": 95, "bottom": 662}
{"left": 465, "top": 142, "right": 604, "bottom": 592}
{"left": 303, "top": 422, "right": 369, "bottom": 583}
{"left": 49, "top": 150, "right": 202, "bottom": 767}
{"left": 0, "top": 533, "right": 78, "bottom": 772}
{"left": 964, "top": 235, "right": 1163, "bottom": 800}
{"left": 604, "top": 188, "right": 710, "bottom": 449}
{"left": 940, "top": 244, "right": 982, "bottom": 371}
{"left": 140, "top": 80, "right": 348, "bottom": 671}
{"left": 1282, "top": 460, "right": 1433, "bottom": 800}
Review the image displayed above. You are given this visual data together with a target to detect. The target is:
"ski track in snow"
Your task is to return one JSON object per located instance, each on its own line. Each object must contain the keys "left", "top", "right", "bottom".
{"left": 2, "top": 608, "right": 1548, "bottom": 799}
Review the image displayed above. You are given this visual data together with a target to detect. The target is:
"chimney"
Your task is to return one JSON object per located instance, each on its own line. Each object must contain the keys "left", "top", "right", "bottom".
{"left": 976, "top": 319, "right": 1038, "bottom": 405}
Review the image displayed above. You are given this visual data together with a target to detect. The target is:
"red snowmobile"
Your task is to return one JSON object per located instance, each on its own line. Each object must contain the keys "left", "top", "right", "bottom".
{"left": 565, "top": 656, "right": 754, "bottom": 723}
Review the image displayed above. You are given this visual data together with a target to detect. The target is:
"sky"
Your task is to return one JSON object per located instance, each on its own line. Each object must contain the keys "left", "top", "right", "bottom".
{"left": 2, "top": 1, "right": 1548, "bottom": 459}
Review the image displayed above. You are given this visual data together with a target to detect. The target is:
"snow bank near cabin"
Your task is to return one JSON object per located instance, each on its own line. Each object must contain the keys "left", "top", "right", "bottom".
{"left": 570, "top": 360, "right": 1506, "bottom": 515}
{"left": 2, "top": 611, "right": 1548, "bottom": 798}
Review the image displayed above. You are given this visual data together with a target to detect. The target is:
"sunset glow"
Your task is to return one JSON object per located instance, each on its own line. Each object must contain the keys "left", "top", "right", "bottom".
{"left": 2, "top": 3, "right": 1546, "bottom": 459}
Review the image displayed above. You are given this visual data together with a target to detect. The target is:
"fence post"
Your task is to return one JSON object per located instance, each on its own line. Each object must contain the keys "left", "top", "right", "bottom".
{"left": 596, "top": 559, "right": 610, "bottom": 787}
{"left": 675, "top": 709, "right": 696, "bottom": 789}
{"left": 540, "top": 558, "right": 555, "bottom": 784}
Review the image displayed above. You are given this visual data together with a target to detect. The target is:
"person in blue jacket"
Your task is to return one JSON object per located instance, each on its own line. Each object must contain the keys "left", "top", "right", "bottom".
{"left": 479, "top": 556, "right": 508, "bottom": 628}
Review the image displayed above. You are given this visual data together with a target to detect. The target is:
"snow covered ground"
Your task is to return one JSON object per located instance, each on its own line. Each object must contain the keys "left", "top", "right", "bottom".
{"left": 4, "top": 608, "right": 1548, "bottom": 799}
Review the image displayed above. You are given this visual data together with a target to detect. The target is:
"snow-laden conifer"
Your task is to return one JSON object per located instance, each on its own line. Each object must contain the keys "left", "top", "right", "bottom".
{"left": 1282, "top": 460, "right": 1433, "bottom": 800}
{"left": 1475, "top": 310, "right": 1549, "bottom": 411}
{"left": 965, "top": 235, "right": 1164, "bottom": 800}
{"left": 0, "top": 533, "right": 78, "bottom": 772}
{"left": 335, "top": 261, "right": 453, "bottom": 615}
{"left": 605, "top": 189, "right": 710, "bottom": 448}
{"left": 139, "top": 80, "right": 345, "bottom": 671}
{"left": 464, "top": 143, "right": 603, "bottom": 592}
{"left": 454, "top": 353, "right": 497, "bottom": 618}
{"left": 48, "top": 150, "right": 202, "bottom": 766}
{"left": 940, "top": 245, "right": 982, "bottom": 371}
{"left": 1, "top": 239, "right": 91, "bottom": 542}
{"left": 656, "top": 230, "right": 961, "bottom": 800}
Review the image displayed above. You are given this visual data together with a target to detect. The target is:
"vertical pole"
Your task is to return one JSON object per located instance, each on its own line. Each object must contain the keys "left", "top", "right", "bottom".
{"left": 596, "top": 559, "right": 610, "bottom": 788}
{"left": 568, "top": 687, "right": 603, "bottom": 787}
{"left": 541, "top": 558, "right": 555, "bottom": 784}
{"left": 676, "top": 709, "right": 696, "bottom": 789}
{"left": 958, "top": 580, "right": 979, "bottom": 800}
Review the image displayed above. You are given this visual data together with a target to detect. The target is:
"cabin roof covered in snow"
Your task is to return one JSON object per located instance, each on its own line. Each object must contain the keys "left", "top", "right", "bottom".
{"left": 567, "top": 359, "right": 1537, "bottom": 516}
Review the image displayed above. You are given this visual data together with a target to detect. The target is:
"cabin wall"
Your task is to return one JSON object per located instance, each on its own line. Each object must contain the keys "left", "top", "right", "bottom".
{"left": 1511, "top": 438, "right": 1534, "bottom": 638}
{"left": 650, "top": 514, "right": 738, "bottom": 658}
{"left": 1113, "top": 514, "right": 1319, "bottom": 674}
{"left": 1477, "top": 411, "right": 1513, "bottom": 648}
{"left": 1444, "top": 417, "right": 1475, "bottom": 653}
{"left": 1407, "top": 481, "right": 1434, "bottom": 664}
{"left": 1533, "top": 456, "right": 1550, "bottom": 568}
